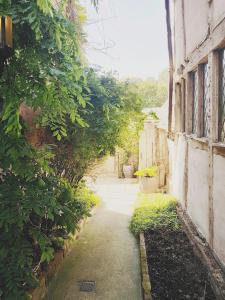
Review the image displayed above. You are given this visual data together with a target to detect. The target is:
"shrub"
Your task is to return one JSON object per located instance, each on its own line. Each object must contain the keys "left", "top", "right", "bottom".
{"left": 0, "top": 175, "right": 99, "bottom": 299}
{"left": 134, "top": 166, "right": 158, "bottom": 177}
{"left": 75, "top": 180, "right": 101, "bottom": 210}
{"left": 130, "top": 193, "right": 180, "bottom": 235}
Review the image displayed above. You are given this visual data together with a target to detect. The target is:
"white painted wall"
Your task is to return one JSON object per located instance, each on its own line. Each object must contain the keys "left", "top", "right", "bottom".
{"left": 213, "top": 155, "right": 225, "bottom": 267}
{"left": 169, "top": 0, "right": 225, "bottom": 268}
{"left": 168, "top": 135, "right": 186, "bottom": 208}
{"left": 187, "top": 146, "right": 209, "bottom": 241}
{"left": 174, "top": 0, "right": 185, "bottom": 69}
{"left": 184, "top": 0, "right": 209, "bottom": 56}
{"left": 169, "top": 139, "right": 225, "bottom": 266}
{"left": 173, "top": 0, "right": 209, "bottom": 68}
{"left": 212, "top": 0, "right": 225, "bottom": 29}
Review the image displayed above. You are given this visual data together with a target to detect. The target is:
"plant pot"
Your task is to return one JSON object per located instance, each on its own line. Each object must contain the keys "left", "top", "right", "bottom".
{"left": 122, "top": 165, "right": 134, "bottom": 178}
{"left": 140, "top": 176, "right": 158, "bottom": 193}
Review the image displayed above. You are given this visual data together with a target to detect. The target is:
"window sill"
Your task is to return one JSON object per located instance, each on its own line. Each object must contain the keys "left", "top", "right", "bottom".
{"left": 212, "top": 142, "right": 225, "bottom": 157}
{"left": 212, "top": 142, "right": 225, "bottom": 148}
{"left": 186, "top": 134, "right": 209, "bottom": 145}
{"left": 185, "top": 134, "right": 209, "bottom": 151}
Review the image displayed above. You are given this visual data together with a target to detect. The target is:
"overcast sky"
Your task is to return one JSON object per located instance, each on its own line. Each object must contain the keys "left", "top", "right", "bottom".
{"left": 81, "top": 0, "right": 168, "bottom": 79}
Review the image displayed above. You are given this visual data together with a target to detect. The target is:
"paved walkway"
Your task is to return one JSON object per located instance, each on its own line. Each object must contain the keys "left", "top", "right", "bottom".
{"left": 45, "top": 176, "right": 142, "bottom": 300}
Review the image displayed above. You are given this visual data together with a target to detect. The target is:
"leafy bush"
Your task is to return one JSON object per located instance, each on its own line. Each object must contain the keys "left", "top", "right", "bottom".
{"left": 134, "top": 166, "right": 158, "bottom": 177}
{"left": 75, "top": 180, "right": 100, "bottom": 210}
{"left": 0, "top": 173, "right": 99, "bottom": 299}
{"left": 149, "top": 111, "right": 159, "bottom": 120}
{"left": 130, "top": 193, "right": 180, "bottom": 235}
{"left": 0, "top": 1, "right": 143, "bottom": 298}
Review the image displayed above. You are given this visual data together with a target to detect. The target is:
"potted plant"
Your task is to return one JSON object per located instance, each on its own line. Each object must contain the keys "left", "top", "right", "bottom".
{"left": 120, "top": 151, "right": 134, "bottom": 178}
{"left": 134, "top": 166, "right": 158, "bottom": 193}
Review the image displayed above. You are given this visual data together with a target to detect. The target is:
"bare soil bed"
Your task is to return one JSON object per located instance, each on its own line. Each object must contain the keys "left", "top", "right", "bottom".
{"left": 144, "top": 228, "right": 216, "bottom": 300}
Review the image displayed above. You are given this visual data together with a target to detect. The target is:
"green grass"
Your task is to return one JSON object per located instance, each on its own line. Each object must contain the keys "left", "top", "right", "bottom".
{"left": 130, "top": 193, "right": 180, "bottom": 235}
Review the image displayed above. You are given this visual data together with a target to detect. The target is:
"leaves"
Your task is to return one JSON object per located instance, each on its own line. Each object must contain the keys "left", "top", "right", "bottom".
{"left": 0, "top": 1, "right": 94, "bottom": 298}
{"left": 37, "top": 0, "right": 53, "bottom": 16}
{"left": 0, "top": 1, "right": 145, "bottom": 298}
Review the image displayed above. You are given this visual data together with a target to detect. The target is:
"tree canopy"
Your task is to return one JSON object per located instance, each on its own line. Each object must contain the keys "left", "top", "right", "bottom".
{"left": 125, "top": 69, "right": 168, "bottom": 108}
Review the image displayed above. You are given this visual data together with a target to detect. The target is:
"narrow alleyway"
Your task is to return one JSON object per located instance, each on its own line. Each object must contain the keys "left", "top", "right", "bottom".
{"left": 45, "top": 174, "right": 142, "bottom": 300}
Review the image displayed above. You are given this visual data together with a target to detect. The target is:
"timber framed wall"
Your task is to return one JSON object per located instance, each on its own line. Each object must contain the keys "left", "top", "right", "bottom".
{"left": 169, "top": 0, "right": 225, "bottom": 269}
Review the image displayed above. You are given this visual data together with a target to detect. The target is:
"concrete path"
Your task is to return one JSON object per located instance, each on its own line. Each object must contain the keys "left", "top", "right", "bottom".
{"left": 45, "top": 176, "right": 142, "bottom": 300}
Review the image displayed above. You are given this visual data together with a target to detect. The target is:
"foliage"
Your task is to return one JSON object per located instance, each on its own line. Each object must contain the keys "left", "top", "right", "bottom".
{"left": 134, "top": 166, "right": 158, "bottom": 177}
{"left": 138, "top": 80, "right": 167, "bottom": 107}
{"left": 115, "top": 80, "right": 145, "bottom": 168}
{"left": 149, "top": 111, "right": 159, "bottom": 120}
{"left": 75, "top": 180, "right": 100, "bottom": 209}
{"left": 125, "top": 69, "right": 168, "bottom": 108}
{"left": 0, "top": 1, "right": 146, "bottom": 298}
{"left": 0, "top": 174, "right": 98, "bottom": 299}
{"left": 130, "top": 193, "right": 180, "bottom": 235}
{"left": 53, "top": 69, "right": 145, "bottom": 183}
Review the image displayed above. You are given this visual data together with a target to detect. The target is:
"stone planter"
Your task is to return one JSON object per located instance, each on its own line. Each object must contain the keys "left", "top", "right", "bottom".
{"left": 140, "top": 176, "right": 158, "bottom": 193}
{"left": 122, "top": 164, "right": 134, "bottom": 178}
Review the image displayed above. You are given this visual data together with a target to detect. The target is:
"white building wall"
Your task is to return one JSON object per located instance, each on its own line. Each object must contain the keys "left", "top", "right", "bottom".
{"left": 212, "top": 0, "right": 225, "bottom": 29}
{"left": 183, "top": 0, "right": 209, "bottom": 56}
{"left": 213, "top": 154, "right": 225, "bottom": 266}
{"left": 187, "top": 146, "right": 209, "bottom": 241}
{"left": 168, "top": 135, "right": 186, "bottom": 208}
{"left": 169, "top": 0, "right": 225, "bottom": 268}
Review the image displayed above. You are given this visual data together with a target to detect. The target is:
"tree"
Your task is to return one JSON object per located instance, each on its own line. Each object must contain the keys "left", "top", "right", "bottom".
{"left": 122, "top": 70, "right": 168, "bottom": 109}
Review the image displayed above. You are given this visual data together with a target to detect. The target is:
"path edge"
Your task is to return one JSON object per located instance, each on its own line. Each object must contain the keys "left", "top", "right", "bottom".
{"left": 139, "top": 232, "right": 152, "bottom": 300}
{"left": 28, "top": 207, "right": 96, "bottom": 300}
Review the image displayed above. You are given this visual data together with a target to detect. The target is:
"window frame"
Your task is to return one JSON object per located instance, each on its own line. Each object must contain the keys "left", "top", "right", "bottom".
{"left": 202, "top": 62, "right": 210, "bottom": 138}
{"left": 192, "top": 70, "right": 198, "bottom": 135}
{"left": 218, "top": 49, "right": 225, "bottom": 143}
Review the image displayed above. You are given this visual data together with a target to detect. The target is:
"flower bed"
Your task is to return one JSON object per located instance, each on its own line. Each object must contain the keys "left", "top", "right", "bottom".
{"left": 130, "top": 193, "right": 216, "bottom": 299}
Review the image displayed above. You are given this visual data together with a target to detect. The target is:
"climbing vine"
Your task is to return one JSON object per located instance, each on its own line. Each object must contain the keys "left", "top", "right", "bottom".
{"left": 0, "top": 1, "right": 144, "bottom": 299}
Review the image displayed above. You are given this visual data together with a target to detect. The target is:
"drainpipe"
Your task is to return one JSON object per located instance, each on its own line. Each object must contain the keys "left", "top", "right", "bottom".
{"left": 165, "top": 0, "right": 174, "bottom": 133}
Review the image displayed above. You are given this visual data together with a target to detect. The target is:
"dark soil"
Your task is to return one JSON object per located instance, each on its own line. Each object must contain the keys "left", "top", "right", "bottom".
{"left": 144, "top": 228, "right": 216, "bottom": 300}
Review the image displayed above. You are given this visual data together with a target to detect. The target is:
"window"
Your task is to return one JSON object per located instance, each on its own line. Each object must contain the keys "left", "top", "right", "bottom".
{"left": 203, "top": 63, "right": 210, "bottom": 137}
{"left": 219, "top": 49, "right": 225, "bottom": 142}
{"left": 181, "top": 78, "right": 186, "bottom": 132}
{"left": 192, "top": 71, "right": 198, "bottom": 134}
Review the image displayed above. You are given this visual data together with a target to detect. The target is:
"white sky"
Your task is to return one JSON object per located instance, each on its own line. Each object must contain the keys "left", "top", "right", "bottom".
{"left": 81, "top": 0, "right": 168, "bottom": 79}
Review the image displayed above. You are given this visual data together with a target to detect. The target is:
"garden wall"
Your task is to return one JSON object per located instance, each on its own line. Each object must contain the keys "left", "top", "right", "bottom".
{"left": 139, "top": 118, "right": 168, "bottom": 190}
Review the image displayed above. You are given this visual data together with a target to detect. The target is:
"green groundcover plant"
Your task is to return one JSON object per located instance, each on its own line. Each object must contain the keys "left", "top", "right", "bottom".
{"left": 130, "top": 193, "right": 180, "bottom": 235}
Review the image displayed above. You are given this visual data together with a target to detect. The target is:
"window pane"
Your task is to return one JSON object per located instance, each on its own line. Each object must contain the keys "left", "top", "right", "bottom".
{"left": 181, "top": 78, "right": 186, "bottom": 133}
{"left": 219, "top": 49, "right": 225, "bottom": 142}
{"left": 192, "top": 71, "right": 198, "bottom": 134}
{"left": 203, "top": 63, "right": 210, "bottom": 137}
